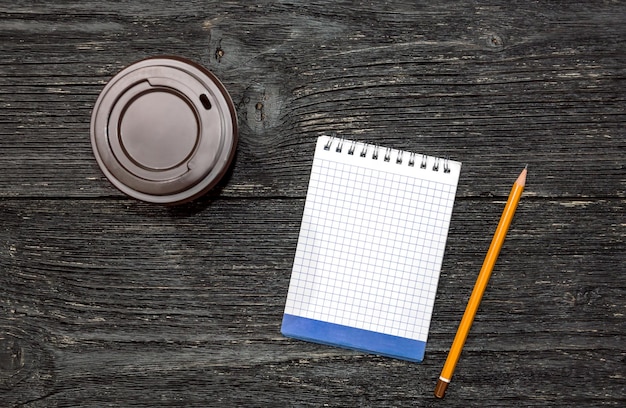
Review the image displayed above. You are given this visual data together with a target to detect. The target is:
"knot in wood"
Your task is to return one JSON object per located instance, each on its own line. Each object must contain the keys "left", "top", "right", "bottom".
{"left": 215, "top": 47, "right": 225, "bottom": 62}
{"left": 486, "top": 33, "right": 504, "bottom": 50}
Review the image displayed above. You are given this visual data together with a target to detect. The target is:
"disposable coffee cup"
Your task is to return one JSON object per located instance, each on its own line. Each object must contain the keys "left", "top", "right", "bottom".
{"left": 90, "top": 56, "right": 238, "bottom": 204}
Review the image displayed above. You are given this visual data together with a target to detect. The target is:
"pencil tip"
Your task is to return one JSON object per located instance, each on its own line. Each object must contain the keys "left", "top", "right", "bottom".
{"left": 516, "top": 166, "right": 527, "bottom": 186}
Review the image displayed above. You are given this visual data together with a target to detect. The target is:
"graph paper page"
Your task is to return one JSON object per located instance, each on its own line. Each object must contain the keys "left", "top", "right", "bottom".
{"left": 282, "top": 136, "right": 461, "bottom": 362}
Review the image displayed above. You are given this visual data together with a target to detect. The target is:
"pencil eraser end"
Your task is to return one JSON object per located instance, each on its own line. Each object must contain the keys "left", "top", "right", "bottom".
{"left": 434, "top": 379, "right": 449, "bottom": 399}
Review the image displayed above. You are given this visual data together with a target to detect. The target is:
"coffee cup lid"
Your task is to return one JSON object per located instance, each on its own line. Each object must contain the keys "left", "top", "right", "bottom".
{"left": 90, "top": 56, "right": 238, "bottom": 204}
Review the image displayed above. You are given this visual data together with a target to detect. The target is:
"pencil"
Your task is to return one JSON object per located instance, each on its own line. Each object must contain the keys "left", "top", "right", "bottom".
{"left": 434, "top": 167, "right": 527, "bottom": 399}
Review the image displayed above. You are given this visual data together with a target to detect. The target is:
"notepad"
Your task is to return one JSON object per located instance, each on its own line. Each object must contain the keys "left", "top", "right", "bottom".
{"left": 281, "top": 136, "right": 461, "bottom": 362}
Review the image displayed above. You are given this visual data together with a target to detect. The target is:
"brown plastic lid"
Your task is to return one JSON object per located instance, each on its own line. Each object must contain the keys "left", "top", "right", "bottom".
{"left": 90, "top": 56, "right": 238, "bottom": 204}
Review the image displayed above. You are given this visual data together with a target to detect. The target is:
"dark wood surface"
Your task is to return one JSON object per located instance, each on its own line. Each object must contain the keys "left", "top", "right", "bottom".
{"left": 1, "top": 1, "right": 625, "bottom": 406}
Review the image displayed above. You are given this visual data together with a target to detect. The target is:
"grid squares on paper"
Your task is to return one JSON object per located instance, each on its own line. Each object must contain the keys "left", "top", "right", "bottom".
{"left": 284, "top": 142, "right": 458, "bottom": 343}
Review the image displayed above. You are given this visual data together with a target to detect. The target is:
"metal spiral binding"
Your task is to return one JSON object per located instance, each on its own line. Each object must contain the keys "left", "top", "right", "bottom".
{"left": 336, "top": 139, "right": 344, "bottom": 153}
{"left": 323, "top": 136, "right": 334, "bottom": 151}
{"left": 348, "top": 141, "right": 357, "bottom": 155}
{"left": 396, "top": 151, "right": 403, "bottom": 165}
{"left": 361, "top": 143, "right": 370, "bottom": 158}
{"left": 384, "top": 147, "right": 392, "bottom": 162}
{"left": 323, "top": 136, "right": 452, "bottom": 173}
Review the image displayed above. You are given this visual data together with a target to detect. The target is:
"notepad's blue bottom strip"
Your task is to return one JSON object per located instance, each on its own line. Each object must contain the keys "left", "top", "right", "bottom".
{"left": 281, "top": 314, "right": 426, "bottom": 362}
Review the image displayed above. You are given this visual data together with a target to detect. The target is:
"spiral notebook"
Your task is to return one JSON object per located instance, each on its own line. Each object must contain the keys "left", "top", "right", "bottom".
{"left": 281, "top": 136, "right": 461, "bottom": 362}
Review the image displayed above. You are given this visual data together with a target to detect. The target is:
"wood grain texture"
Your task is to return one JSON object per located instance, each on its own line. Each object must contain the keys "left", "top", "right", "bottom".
{"left": 1, "top": 1, "right": 625, "bottom": 406}
{"left": 1, "top": 1, "right": 624, "bottom": 199}
{"left": 1, "top": 198, "right": 624, "bottom": 406}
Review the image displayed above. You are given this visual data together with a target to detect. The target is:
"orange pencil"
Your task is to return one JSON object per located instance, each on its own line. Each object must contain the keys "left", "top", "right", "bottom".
{"left": 434, "top": 167, "right": 527, "bottom": 398}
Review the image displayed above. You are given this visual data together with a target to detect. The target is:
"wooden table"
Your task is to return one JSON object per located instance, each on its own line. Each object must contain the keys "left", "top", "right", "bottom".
{"left": 1, "top": 1, "right": 624, "bottom": 406}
